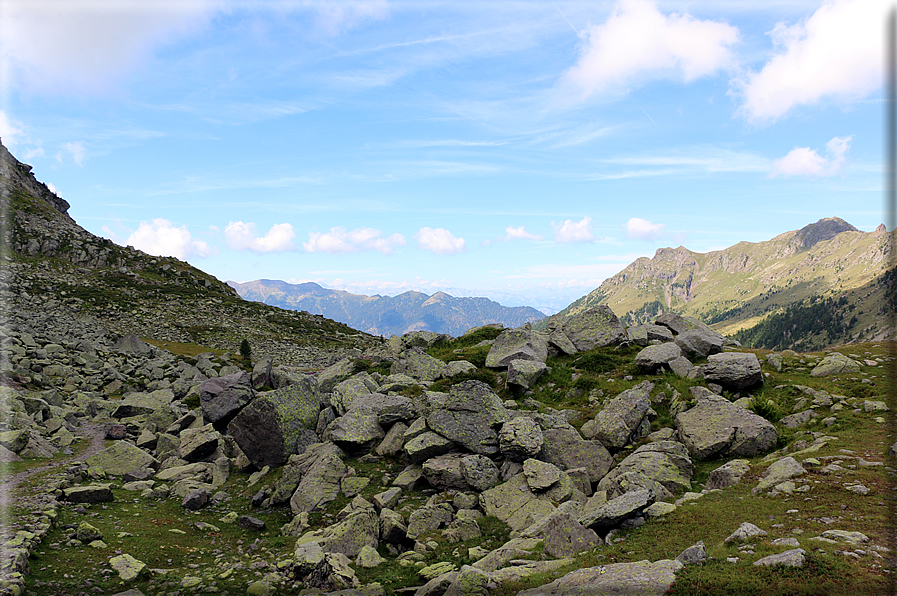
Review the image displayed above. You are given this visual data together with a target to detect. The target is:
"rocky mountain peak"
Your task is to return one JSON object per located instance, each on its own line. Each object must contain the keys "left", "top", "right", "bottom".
{"left": 789, "top": 217, "right": 858, "bottom": 251}
{"left": 0, "top": 138, "right": 72, "bottom": 219}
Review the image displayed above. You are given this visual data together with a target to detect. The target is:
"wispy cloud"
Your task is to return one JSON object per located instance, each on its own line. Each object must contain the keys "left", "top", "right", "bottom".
{"left": 57, "top": 141, "right": 86, "bottom": 166}
{"left": 771, "top": 136, "right": 852, "bottom": 177}
{"left": 503, "top": 226, "right": 543, "bottom": 241}
{"left": 734, "top": 0, "right": 885, "bottom": 123}
{"left": 303, "top": 226, "right": 405, "bottom": 254}
{"left": 225, "top": 221, "right": 296, "bottom": 253}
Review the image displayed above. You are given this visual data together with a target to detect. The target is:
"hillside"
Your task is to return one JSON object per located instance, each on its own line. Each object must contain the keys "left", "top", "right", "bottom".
{"left": 548, "top": 218, "right": 895, "bottom": 350}
{"left": 229, "top": 279, "right": 545, "bottom": 337}
{"left": 0, "top": 140, "right": 377, "bottom": 369}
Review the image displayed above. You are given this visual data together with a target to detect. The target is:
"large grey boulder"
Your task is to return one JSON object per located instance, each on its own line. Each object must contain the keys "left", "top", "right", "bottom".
{"left": 485, "top": 328, "right": 549, "bottom": 368}
{"left": 700, "top": 352, "right": 763, "bottom": 390}
{"left": 518, "top": 559, "right": 681, "bottom": 596}
{"left": 460, "top": 454, "right": 501, "bottom": 491}
{"left": 315, "top": 358, "right": 357, "bottom": 393}
{"left": 506, "top": 360, "right": 548, "bottom": 390}
{"left": 499, "top": 417, "right": 544, "bottom": 462}
{"left": 705, "top": 459, "right": 751, "bottom": 490}
{"left": 325, "top": 410, "right": 384, "bottom": 454}
{"left": 597, "top": 441, "right": 692, "bottom": 501}
{"left": 200, "top": 372, "right": 254, "bottom": 428}
{"left": 404, "top": 431, "right": 456, "bottom": 464}
{"left": 227, "top": 376, "right": 322, "bottom": 468}
{"left": 390, "top": 349, "right": 447, "bottom": 382}
{"left": 539, "top": 428, "right": 614, "bottom": 484}
{"left": 810, "top": 352, "right": 862, "bottom": 377}
{"left": 111, "top": 390, "right": 172, "bottom": 419}
{"left": 87, "top": 441, "right": 157, "bottom": 477}
{"left": 752, "top": 457, "right": 806, "bottom": 494}
{"left": 674, "top": 329, "right": 725, "bottom": 359}
{"left": 675, "top": 394, "right": 777, "bottom": 460}
{"left": 559, "top": 305, "right": 626, "bottom": 352}
{"left": 350, "top": 394, "right": 416, "bottom": 426}
{"left": 634, "top": 343, "right": 682, "bottom": 373}
{"left": 425, "top": 381, "right": 510, "bottom": 455}
{"left": 655, "top": 313, "right": 714, "bottom": 336}
{"left": 422, "top": 453, "right": 469, "bottom": 490}
{"left": 578, "top": 489, "right": 655, "bottom": 533}
{"left": 585, "top": 382, "right": 653, "bottom": 450}
{"left": 331, "top": 372, "right": 378, "bottom": 415}
{"left": 113, "top": 335, "right": 153, "bottom": 355}
{"left": 523, "top": 511, "right": 600, "bottom": 558}
{"left": 480, "top": 473, "right": 557, "bottom": 534}
{"left": 295, "top": 497, "right": 379, "bottom": 558}
{"left": 178, "top": 424, "right": 221, "bottom": 462}
{"left": 287, "top": 443, "right": 348, "bottom": 514}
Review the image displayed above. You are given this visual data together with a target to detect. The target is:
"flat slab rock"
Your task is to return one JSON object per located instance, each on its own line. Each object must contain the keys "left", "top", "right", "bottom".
{"left": 518, "top": 559, "right": 682, "bottom": 596}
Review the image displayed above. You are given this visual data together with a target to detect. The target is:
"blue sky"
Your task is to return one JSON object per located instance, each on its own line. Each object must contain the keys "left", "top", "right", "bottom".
{"left": 0, "top": 0, "right": 887, "bottom": 312}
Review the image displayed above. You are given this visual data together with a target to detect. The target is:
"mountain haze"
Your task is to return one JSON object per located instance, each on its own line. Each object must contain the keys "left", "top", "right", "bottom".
{"left": 549, "top": 218, "right": 895, "bottom": 351}
{"left": 229, "top": 279, "right": 545, "bottom": 337}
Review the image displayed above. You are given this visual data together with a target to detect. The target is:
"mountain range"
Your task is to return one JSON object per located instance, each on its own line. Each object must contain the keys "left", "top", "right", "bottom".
{"left": 546, "top": 217, "right": 895, "bottom": 351}
{"left": 228, "top": 279, "right": 545, "bottom": 337}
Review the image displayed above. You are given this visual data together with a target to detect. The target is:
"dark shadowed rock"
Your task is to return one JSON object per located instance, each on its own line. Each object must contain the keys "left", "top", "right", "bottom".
{"left": 200, "top": 372, "right": 254, "bottom": 429}
{"left": 228, "top": 376, "right": 322, "bottom": 468}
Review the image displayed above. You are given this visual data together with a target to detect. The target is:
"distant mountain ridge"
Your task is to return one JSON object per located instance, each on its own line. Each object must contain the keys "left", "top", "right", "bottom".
{"left": 547, "top": 217, "right": 895, "bottom": 350}
{"left": 229, "top": 279, "right": 545, "bottom": 337}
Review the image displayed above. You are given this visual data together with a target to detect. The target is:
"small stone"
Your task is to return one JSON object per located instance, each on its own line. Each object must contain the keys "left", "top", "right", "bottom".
{"left": 238, "top": 515, "right": 266, "bottom": 531}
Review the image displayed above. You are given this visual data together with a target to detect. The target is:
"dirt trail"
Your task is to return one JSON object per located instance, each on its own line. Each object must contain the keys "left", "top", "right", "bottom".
{"left": 0, "top": 423, "right": 106, "bottom": 513}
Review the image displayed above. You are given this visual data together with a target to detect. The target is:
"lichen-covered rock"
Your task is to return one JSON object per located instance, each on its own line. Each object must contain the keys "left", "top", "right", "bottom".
{"left": 87, "top": 441, "right": 157, "bottom": 477}
{"left": 528, "top": 512, "right": 600, "bottom": 558}
{"left": 675, "top": 394, "right": 777, "bottom": 460}
{"left": 444, "top": 564, "right": 493, "bottom": 596}
{"left": 705, "top": 459, "right": 751, "bottom": 490}
{"left": 700, "top": 352, "right": 763, "bottom": 390}
{"left": 422, "top": 453, "right": 470, "bottom": 490}
{"left": 390, "top": 349, "right": 447, "bottom": 382}
{"left": 577, "top": 489, "right": 654, "bottom": 533}
{"left": 634, "top": 343, "right": 682, "bottom": 373}
{"left": 287, "top": 442, "right": 348, "bottom": 514}
{"left": 810, "top": 352, "right": 862, "bottom": 377}
{"left": 295, "top": 496, "right": 379, "bottom": 558}
{"left": 109, "top": 554, "right": 148, "bottom": 581}
{"left": 425, "top": 381, "right": 510, "bottom": 455}
{"left": 228, "top": 376, "right": 322, "bottom": 468}
{"left": 539, "top": 427, "right": 614, "bottom": 484}
{"left": 518, "top": 559, "right": 681, "bottom": 596}
{"left": 499, "top": 417, "right": 544, "bottom": 462}
{"left": 752, "top": 457, "right": 806, "bottom": 495}
{"left": 178, "top": 424, "right": 221, "bottom": 462}
{"left": 404, "top": 431, "right": 455, "bottom": 464}
{"left": 379, "top": 508, "right": 407, "bottom": 544}
{"left": 523, "top": 458, "right": 561, "bottom": 491}
{"left": 480, "top": 473, "right": 557, "bottom": 534}
{"left": 559, "top": 305, "right": 626, "bottom": 352}
{"left": 485, "top": 328, "right": 549, "bottom": 368}
{"left": 674, "top": 329, "right": 724, "bottom": 358}
{"left": 597, "top": 441, "right": 692, "bottom": 501}
{"left": 506, "top": 359, "right": 548, "bottom": 390}
{"left": 325, "top": 409, "right": 384, "bottom": 454}
{"left": 460, "top": 454, "right": 501, "bottom": 492}
{"left": 587, "top": 382, "right": 653, "bottom": 450}
{"left": 331, "top": 372, "right": 378, "bottom": 415}
{"left": 406, "top": 503, "right": 454, "bottom": 540}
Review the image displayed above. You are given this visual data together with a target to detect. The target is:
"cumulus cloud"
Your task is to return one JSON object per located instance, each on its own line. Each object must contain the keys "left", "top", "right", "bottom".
{"left": 415, "top": 227, "right": 466, "bottom": 255}
{"left": 503, "top": 226, "right": 542, "bottom": 241}
{"left": 771, "top": 136, "right": 852, "bottom": 177}
{"left": 552, "top": 217, "right": 594, "bottom": 243}
{"left": 0, "top": 110, "right": 25, "bottom": 147}
{"left": 126, "top": 218, "right": 214, "bottom": 260}
{"left": 626, "top": 217, "right": 666, "bottom": 240}
{"left": 736, "top": 0, "right": 885, "bottom": 123}
{"left": 225, "top": 221, "right": 296, "bottom": 253}
{"left": 560, "top": 0, "right": 738, "bottom": 100}
{"left": 303, "top": 226, "right": 405, "bottom": 254}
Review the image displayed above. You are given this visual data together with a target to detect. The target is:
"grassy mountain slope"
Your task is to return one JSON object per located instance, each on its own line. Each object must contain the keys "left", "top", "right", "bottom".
{"left": 549, "top": 218, "right": 894, "bottom": 350}
{"left": 0, "top": 141, "right": 376, "bottom": 368}
{"left": 229, "top": 279, "right": 546, "bottom": 337}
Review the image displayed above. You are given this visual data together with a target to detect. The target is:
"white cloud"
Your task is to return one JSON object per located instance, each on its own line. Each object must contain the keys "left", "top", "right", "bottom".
{"left": 225, "top": 221, "right": 296, "bottom": 253}
{"left": 126, "top": 218, "right": 214, "bottom": 260}
{"left": 560, "top": 0, "right": 738, "bottom": 101}
{"left": 303, "top": 226, "right": 405, "bottom": 254}
{"left": 415, "top": 227, "right": 466, "bottom": 255}
{"left": 736, "top": 0, "right": 886, "bottom": 123}
{"left": 771, "top": 135, "right": 852, "bottom": 177}
{"left": 0, "top": 0, "right": 219, "bottom": 94}
{"left": 626, "top": 217, "right": 666, "bottom": 240}
{"left": 0, "top": 110, "right": 25, "bottom": 147}
{"left": 552, "top": 217, "right": 594, "bottom": 243}
{"left": 504, "top": 226, "right": 542, "bottom": 241}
